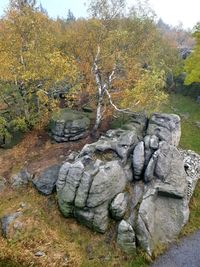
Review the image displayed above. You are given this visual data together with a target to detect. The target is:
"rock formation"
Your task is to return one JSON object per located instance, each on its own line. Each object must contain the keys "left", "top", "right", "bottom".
{"left": 50, "top": 109, "right": 90, "bottom": 142}
{"left": 38, "top": 112, "right": 200, "bottom": 255}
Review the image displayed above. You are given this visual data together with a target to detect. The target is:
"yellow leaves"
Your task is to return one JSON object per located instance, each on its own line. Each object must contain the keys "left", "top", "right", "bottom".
{"left": 184, "top": 25, "right": 200, "bottom": 85}
{"left": 120, "top": 69, "right": 168, "bottom": 113}
{"left": 0, "top": 6, "right": 79, "bottom": 87}
{"left": 0, "top": 5, "right": 80, "bottom": 133}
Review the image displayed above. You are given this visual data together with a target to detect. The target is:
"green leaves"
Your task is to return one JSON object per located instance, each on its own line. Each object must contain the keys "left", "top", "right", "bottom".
{"left": 184, "top": 24, "right": 200, "bottom": 85}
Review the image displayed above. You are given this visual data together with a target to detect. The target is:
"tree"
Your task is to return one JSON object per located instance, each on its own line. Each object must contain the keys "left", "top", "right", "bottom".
{"left": 59, "top": 0, "right": 179, "bottom": 130}
{"left": 184, "top": 23, "right": 200, "bottom": 85}
{"left": 0, "top": 0, "right": 78, "bottom": 140}
{"left": 66, "top": 9, "right": 76, "bottom": 22}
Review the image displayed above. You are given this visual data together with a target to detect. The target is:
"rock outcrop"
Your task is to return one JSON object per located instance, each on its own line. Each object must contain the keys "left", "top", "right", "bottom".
{"left": 57, "top": 155, "right": 127, "bottom": 233}
{"left": 147, "top": 113, "right": 181, "bottom": 146}
{"left": 49, "top": 112, "right": 200, "bottom": 255}
{"left": 50, "top": 109, "right": 90, "bottom": 142}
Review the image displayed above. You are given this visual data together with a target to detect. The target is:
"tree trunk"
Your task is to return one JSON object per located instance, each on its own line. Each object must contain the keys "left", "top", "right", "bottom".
{"left": 93, "top": 96, "right": 103, "bottom": 131}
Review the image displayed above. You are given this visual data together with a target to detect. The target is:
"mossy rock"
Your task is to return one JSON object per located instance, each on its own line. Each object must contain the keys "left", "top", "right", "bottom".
{"left": 50, "top": 109, "right": 91, "bottom": 142}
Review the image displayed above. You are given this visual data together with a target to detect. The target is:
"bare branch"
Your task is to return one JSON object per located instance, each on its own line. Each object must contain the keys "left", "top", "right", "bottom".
{"left": 104, "top": 88, "right": 140, "bottom": 113}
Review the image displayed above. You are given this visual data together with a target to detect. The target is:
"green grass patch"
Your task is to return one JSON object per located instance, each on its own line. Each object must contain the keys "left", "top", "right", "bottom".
{"left": 181, "top": 181, "right": 200, "bottom": 236}
{"left": 161, "top": 93, "right": 200, "bottom": 154}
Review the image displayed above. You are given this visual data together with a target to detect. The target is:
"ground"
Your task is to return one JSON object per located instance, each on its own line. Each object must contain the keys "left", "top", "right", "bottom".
{"left": 0, "top": 93, "right": 199, "bottom": 267}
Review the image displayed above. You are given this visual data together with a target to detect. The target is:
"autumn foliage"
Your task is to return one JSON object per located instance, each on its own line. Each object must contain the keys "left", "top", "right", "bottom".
{"left": 0, "top": 0, "right": 181, "bottom": 141}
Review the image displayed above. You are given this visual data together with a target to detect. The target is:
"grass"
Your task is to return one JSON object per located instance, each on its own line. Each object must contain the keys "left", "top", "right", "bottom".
{"left": 182, "top": 181, "right": 200, "bottom": 236}
{"left": 161, "top": 93, "right": 200, "bottom": 154}
{"left": 0, "top": 187, "right": 149, "bottom": 267}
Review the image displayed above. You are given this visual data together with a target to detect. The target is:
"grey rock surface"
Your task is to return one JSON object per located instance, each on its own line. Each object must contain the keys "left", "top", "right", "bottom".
{"left": 135, "top": 143, "right": 189, "bottom": 255}
{"left": 52, "top": 112, "right": 200, "bottom": 256}
{"left": 110, "top": 193, "right": 128, "bottom": 220}
{"left": 80, "top": 128, "right": 141, "bottom": 163}
{"left": 57, "top": 156, "right": 127, "bottom": 233}
{"left": 33, "top": 165, "right": 60, "bottom": 195}
{"left": 1, "top": 212, "right": 22, "bottom": 238}
{"left": 133, "top": 141, "right": 145, "bottom": 179}
{"left": 117, "top": 220, "right": 136, "bottom": 253}
{"left": 10, "top": 169, "right": 32, "bottom": 188}
{"left": 147, "top": 113, "right": 181, "bottom": 146}
{"left": 180, "top": 149, "right": 200, "bottom": 203}
{"left": 155, "top": 142, "right": 187, "bottom": 198}
{"left": 50, "top": 109, "right": 90, "bottom": 142}
{"left": 35, "top": 251, "right": 46, "bottom": 257}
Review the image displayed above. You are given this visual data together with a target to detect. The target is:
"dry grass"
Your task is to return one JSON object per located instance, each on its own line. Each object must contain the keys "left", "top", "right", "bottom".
{"left": 0, "top": 130, "right": 147, "bottom": 267}
{"left": 0, "top": 187, "right": 147, "bottom": 267}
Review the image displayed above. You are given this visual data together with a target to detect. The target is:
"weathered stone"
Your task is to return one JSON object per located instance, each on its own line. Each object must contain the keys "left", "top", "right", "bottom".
{"left": 180, "top": 149, "right": 200, "bottom": 201}
{"left": 149, "top": 135, "right": 159, "bottom": 150}
{"left": 32, "top": 165, "right": 60, "bottom": 195}
{"left": 66, "top": 151, "right": 79, "bottom": 162}
{"left": 130, "top": 181, "right": 145, "bottom": 209}
{"left": 117, "top": 220, "right": 136, "bottom": 253}
{"left": 86, "top": 161, "right": 126, "bottom": 208}
{"left": 10, "top": 169, "right": 32, "bottom": 188}
{"left": 110, "top": 193, "right": 128, "bottom": 220}
{"left": 155, "top": 142, "right": 187, "bottom": 198}
{"left": 80, "top": 117, "right": 146, "bottom": 164}
{"left": 57, "top": 156, "right": 127, "bottom": 233}
{"left": 147, "top": 113, "right": 181, "bottom": 146}
{"left": 35, "top": 251, "right": 46, "bottom": 257}
{"left": 52, "top": 112, "right": 199, "bottom": 256}
{"left": 144, "top": 152, "right": 158, "bottom": 183}
{"left": 50, "top": 109, "right": 90, "bottom": 142}
{"left": 57, "top": 160, "right": 85, "bottom": 217}
{"left": 144, "top": 135, "right": 154, "bottom": 167}
{"left": 133, "top": 141, "right": 145, "bottom": 179}
{"left": 1, "top": 212, "right": 22, "bottom": 238}
{"left": 123, "top": 160, "right": 134, "bottom": 182}
{"left": 122, "top": 113, "right": 148, "bottom": 136}
{"left": 135, "top": 144, "right": 189, "bottom": 255}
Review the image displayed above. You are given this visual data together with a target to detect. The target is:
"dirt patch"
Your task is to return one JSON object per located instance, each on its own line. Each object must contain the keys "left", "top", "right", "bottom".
{"left": 0, "top": 130, "right": 94, "bottom": 179}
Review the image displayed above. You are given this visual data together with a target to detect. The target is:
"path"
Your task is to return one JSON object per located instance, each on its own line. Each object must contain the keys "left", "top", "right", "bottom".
{"left": 151, "top": 230, "right": 200, "bottom": 267}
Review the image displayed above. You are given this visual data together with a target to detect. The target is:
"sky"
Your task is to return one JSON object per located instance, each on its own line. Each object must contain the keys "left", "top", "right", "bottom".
{"left": 0, "top": 0, "right": 199, "bottom": 29}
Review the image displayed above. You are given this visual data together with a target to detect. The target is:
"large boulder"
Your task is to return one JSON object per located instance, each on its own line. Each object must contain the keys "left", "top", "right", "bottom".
{"left": 117, "top": 220, "right": 136, "bottom": 253}
{"left": 147, "top": 113, "right": 181, "bottom": 146}
{"left": 57, "top": 156, "right": 127, "bottom": 233}
{"left": 32, "top": 165, "right": 60, "bottom": 195}
{"left": 50, "top": 109, "right": 90, "bottom": 142}
{"left": 56, "top": 116, "right": 147, "bottom": 233}
{"left": 135, "top": 143, "right": 189, "bottom": 255}
{"left": 136, "top": 188, "right": 189, "bottom": 255}
{"left": 110, "top": 193, "right": 128, "bottom": 220}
